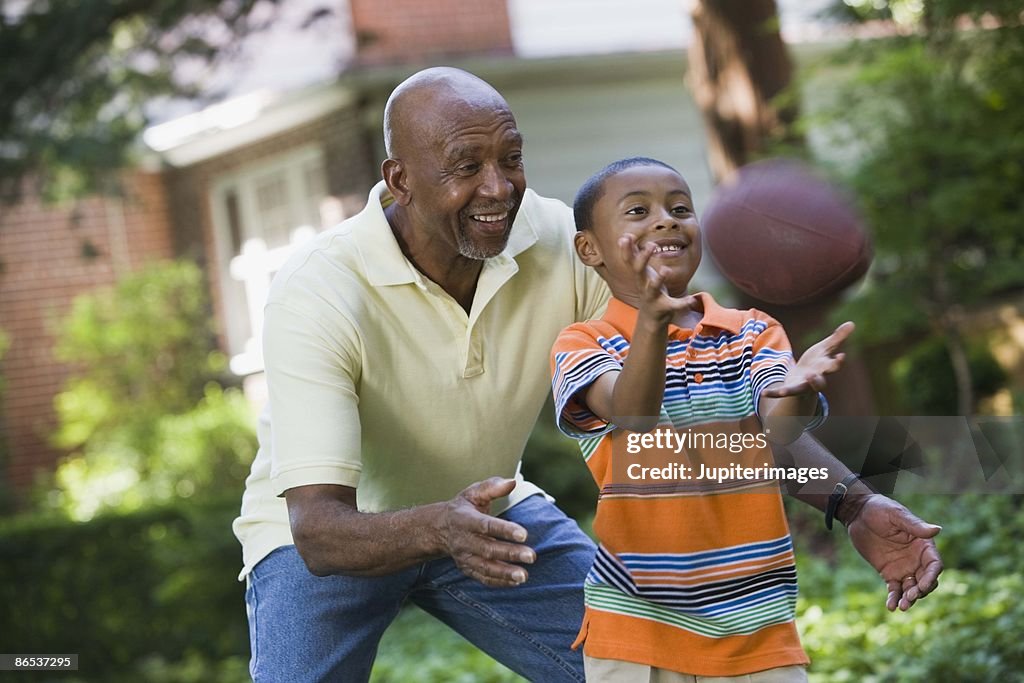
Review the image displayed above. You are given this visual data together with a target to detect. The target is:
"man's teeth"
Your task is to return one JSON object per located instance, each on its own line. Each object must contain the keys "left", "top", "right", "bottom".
{"left": 654, "top": 244, "right": 682, "bottom": 253}
{"left": 473, "top": 212, "right": 508, "bottom": 223}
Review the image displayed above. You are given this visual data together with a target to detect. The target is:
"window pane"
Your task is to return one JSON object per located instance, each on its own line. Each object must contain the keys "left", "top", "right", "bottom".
{"left": 224, "top": 189, "right": 243, "bottom": 254}
{"left": 255, "top": 171, "right": 293, "bottom": 248}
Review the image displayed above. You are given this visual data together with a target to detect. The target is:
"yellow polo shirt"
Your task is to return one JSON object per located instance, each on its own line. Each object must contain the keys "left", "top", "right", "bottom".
{"left": 232, "top": 181, "right": 609, "bottom": 579}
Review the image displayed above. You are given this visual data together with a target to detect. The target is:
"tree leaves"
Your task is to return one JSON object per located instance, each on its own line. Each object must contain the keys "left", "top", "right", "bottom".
{"left": 0, "top": 0, "right": 281, "bottom": 201}
{"left": 812, "top": 2, "right": 1024, "bottom": 412}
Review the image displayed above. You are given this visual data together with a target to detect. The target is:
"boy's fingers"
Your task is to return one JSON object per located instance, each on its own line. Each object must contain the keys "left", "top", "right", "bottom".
{"left": 824, "top": 321, "right": 856, "bottom": 352}
{"left": 646, "top": 267, "right": 665, "bottom": 293}
{"left": 616, "top": 237, "right": 629, "bottom": 257}
{"left": 635, "top": 243, "right": 656, "bottom": 274}
{"left": 618, "top": 235, "right": 639, "bottom": 264}
{"left": 671, "top": 294, "right": 699, "bottom": 312}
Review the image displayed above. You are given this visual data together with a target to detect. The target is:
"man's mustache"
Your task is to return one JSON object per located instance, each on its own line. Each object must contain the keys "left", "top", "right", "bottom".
{"left": 463, "top": 200, "right": 518, "bottom": 216}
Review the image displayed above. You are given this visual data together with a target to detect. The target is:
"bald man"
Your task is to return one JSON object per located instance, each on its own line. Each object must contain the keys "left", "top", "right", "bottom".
{"left": 233, "top": 68, "right": 609, "bottom": 682}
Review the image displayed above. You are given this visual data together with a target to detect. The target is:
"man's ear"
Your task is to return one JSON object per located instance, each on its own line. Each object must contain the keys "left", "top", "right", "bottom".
{"left": 382, "top": 159, "right": 412, "bottom": 206}
{"left": 574, "top": 230, "right": 604, "bottom": 267}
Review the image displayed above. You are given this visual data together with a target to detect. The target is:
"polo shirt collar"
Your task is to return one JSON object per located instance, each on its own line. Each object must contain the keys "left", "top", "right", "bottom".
{"left": 502, "top": 188, "right": 541, "bottom": 258}
{"left": 353, "top": 181, "right": 539, "bottom": 287}
{"left": 603, "top": 291, "right": 745, "bottom": 336}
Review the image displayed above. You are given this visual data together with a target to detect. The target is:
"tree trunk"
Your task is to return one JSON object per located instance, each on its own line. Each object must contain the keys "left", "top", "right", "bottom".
{"left": 944, "top": 324, "right": 975, "bottom": 416}
{"left": 931, "top": 263, "right": 975, "bottom": 415}
{"left": 688, "top": 0, "right": 878, "bottom": 422}
{"left": 687, "top": 0, "right": 799, "bottom": 181}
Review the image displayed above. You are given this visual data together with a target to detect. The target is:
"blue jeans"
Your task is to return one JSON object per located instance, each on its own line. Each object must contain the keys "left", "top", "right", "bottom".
{"left": 245, "top": 494, "right": 596, "bottom": 682}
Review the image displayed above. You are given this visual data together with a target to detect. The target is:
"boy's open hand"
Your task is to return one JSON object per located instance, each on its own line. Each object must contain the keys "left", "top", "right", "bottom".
{"left": 762, "top": 321, "right": 855, "bottom": 398}
{"left": 619, "top": 234, "right": 698, "bottom": 325}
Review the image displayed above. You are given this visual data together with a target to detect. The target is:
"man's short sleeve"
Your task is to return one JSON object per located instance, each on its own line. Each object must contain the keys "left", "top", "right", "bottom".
{"left": 263, "top": 302, "right": 363, "bottom": 496}
{"left": 575, "top": 263, "right": 611, "bottom": 323}
{"left": 750, "top": 319, "right": 828, "bottom": 429}
{"left": 547, "top": 199, "right": 610, "bottom": 323}
{"left": 550, "top": 325, "right": 621, "bottom": 439}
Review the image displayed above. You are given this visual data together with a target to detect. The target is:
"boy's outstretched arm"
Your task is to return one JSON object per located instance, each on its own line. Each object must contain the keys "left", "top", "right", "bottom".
{"left": 773, "top": 434, "right": 943, "bottom": 612}
{"left": 759, "top": 321, "right": 855, "bottom": 443}
{"left": 757, "top": 322, "right": 943, "bottom": 610}
{"left": 583, "top": 235, "right": 697, "bottom": 433}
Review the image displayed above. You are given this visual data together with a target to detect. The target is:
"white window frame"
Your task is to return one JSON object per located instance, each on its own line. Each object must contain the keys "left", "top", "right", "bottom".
{"left": 209, "top": 145, "right": 329, "bottom": 376}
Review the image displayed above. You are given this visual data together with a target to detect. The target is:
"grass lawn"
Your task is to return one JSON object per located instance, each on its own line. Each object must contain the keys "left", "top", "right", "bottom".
{"left": 371, "top": 606, "right": 527, "bottom": 683}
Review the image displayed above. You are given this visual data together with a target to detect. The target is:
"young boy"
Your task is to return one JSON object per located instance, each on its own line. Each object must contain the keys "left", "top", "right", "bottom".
{"left": 551, "top": 157, "right": 855, "bottom": 682}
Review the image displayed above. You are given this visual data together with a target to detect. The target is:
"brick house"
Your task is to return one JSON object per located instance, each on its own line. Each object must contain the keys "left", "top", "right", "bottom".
{"left": 0, "top": 172, "right": 177, "bottom": 495}
{"left": 0, "top": 0, "right": 708, "bottom": 501}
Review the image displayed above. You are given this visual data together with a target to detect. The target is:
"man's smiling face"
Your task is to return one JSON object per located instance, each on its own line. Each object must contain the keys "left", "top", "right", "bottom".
{"left": 401, "top": 98, "right": 526, "bottom": 260}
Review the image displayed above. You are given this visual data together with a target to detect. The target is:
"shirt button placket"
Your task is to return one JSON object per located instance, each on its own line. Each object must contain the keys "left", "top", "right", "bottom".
{"left": 464, "top": 328, "right": 484, "bottom": 378}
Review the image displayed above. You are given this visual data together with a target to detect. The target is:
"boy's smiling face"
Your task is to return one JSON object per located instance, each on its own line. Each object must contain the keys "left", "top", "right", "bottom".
{"left": 576, "top": 164, "right": 701, "bottom": 300}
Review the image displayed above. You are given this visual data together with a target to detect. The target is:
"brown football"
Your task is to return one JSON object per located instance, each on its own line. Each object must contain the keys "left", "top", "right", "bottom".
{"left": 702, "top": 159, "right": 872, "bottom": 306}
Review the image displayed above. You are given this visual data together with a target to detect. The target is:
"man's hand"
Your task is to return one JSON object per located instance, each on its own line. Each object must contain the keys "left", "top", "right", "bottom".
{"left": 844, "top": 494, "right": 943, "bottom": 611}
{"left": 762, "top": 321, "right": 855, "bottom": 399}
{"left": 435, "top": 477, "right": 537, "bottom": 588}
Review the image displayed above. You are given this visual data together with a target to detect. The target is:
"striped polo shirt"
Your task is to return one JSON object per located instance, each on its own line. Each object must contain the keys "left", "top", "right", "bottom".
{"left": 551, "top": 293, "right": 819, "bottom": 676}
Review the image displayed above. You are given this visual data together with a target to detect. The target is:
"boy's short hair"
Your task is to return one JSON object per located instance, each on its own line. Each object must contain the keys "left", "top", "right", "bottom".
{"left": 573, "top": 157, "right": 680, "bottom": 231}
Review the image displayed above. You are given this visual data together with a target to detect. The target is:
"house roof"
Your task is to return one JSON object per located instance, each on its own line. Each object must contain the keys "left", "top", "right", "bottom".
{"left": 143, "top": 82, "right": 355, "bottom": 167}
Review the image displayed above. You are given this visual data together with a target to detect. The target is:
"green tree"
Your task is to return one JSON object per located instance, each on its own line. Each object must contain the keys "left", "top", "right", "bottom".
{"left": 0, "top": 0, "right": 292, "bottom": 201}
{"left": 48, "top": 261, "right": 256, "bottom": 519}
{"left": 818, "top": 0, "right": 1024, "bottom": 414}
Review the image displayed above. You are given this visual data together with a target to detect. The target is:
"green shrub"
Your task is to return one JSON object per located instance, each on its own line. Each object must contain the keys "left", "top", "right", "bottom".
{"left": 0, "top": 498, "right": 246, "bottom": 683}
{"left": 521, "top": 401, "right": 597, "bottom": 526}
{"left": 0, "top": 500, "right": 530, "bottom": 683}
{"left": 808, "top": 15, "right": 1024, "bottom": 416}
{"left": 44, "top": 260, "right": 256, "bottom": 518}
{"left": 792, "top": 493, "right": 1024, "bottom": 681}
{"left": 49, "top": 383, "right": 256, "bottom": 519}
{"left": 892, "top": 337, "right": 1007, "bottom": 415}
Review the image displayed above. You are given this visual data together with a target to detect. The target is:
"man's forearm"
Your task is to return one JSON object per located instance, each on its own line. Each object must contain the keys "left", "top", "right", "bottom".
{"left": 286, "top": 479, "right": 534, "bottom": 586}
{"left": 772, "top": 432, "right": 875, "bottom": 525}
{"left": 287, "top": 486, "right": 445, "bottom": 577}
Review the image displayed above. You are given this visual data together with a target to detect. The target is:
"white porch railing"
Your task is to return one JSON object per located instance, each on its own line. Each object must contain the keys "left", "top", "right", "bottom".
{"left": 228, "top": 225, "right": 318, "bottom": 375}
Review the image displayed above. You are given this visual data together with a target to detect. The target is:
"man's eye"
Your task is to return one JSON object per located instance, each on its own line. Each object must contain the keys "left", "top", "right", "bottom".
{"left": 505, "top": 153, "right": 523, "bottom": 166}
{"left": 456, "top": 163, "right": 480, "bottom": 175}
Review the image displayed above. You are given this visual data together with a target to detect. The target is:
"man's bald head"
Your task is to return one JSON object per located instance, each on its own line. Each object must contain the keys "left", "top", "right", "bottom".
{"left": 379, "top": 66, "right": 526, "bottom": 264}
{"left": 383, "top": 67, "right": 512, "bottom": 159}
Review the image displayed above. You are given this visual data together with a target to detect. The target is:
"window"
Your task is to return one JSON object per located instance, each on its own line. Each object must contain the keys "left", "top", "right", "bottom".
{"left": 210, "top": 146, "right": 333, "bottom": 375}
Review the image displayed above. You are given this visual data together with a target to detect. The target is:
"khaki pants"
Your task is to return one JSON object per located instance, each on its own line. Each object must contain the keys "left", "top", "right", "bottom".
{"left": 583, "top": 656, "right": 808, "bottom": 683}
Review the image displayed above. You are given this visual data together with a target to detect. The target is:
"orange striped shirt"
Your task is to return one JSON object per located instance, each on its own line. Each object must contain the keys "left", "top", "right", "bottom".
{"left": 551, "top": 293, "right": 820, "bottom": 676}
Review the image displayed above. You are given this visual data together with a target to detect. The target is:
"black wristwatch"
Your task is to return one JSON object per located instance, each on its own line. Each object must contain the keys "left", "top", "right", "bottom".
{"left": 825, "top": 473, "right": 862, "bottom": 530}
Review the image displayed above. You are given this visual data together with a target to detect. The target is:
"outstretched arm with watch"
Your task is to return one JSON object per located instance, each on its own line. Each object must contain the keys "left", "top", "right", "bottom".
{"left": 755, "top": 321, "right": 944, "bottom": 612}
{"left": 772, "top": 433, "right": 944, "bottom": 612}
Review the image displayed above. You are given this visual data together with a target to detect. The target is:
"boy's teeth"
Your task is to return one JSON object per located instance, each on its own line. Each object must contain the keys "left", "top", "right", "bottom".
{"left": 655, "top": 245, "right": 682, "bottom": 253}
